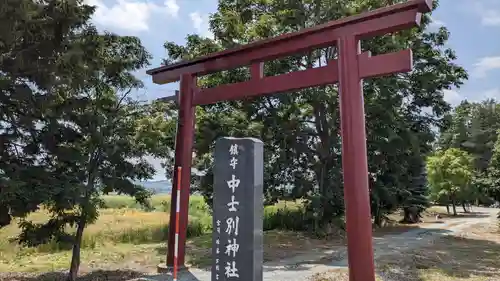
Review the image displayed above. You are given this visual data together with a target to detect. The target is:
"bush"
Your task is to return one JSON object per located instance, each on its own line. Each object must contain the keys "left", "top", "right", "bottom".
{"left": 263, "top": 205, "right": 307, "bottom": 231}
{"left": 99, "top": 196, "right": 309, "bottom": 237}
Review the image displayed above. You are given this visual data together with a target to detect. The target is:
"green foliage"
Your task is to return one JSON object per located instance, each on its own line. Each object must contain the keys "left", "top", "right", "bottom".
{"left": 161, "top": 0, "right": 467, "bottom": 229}
{"left": 439, "top": 100, "right": 500, "bottom": 173}
{"left": 438, "top": 100, "right": 500, "bottom": 203}
{"left": 0, "top": 0, "right": 96, "bottom": 228}
{"left": 427, "top": 148, "right": 475, "bottom": 214}
{"left": 0, "top": 0, "right": 174, "bottom": 279}
{"left": 263, "top": 203, "right": 308, "bottom": 231}
{"left": 486, "top": 130, "right": 500, "bottom": 201}
{"left": 400, "top": 155, "right": 431, "bottom": 223}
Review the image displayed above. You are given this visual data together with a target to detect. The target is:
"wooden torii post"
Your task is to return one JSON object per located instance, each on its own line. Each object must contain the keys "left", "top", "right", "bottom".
{"left": 146, "top": 1, "right": 432, "bottom": 280}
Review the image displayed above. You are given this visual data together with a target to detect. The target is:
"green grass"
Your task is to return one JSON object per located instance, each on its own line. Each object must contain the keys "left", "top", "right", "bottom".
{"left": 0, "top": 194, "right": 306, "bottom": 273}
{"left": 1, "top": 195, "right": 454, "bottom": 276}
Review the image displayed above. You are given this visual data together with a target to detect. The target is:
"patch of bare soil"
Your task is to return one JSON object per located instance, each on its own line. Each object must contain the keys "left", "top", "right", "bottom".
{"left": 309, "top": 269, "right": 350, "bottom": 281}
{"left": 309, "top": 269, "right": 390, "bottom": 281}
{"left": 377, "top": 222, "right": 500, "bottom": 281}
{"left": 263, "top": 230, "right": 345, "bottom": 262}
{"left": 0, "top": 270, "right": 143, "bottom": 281}
{"left": 184, "top": 229, "right": 347, "bottom": 268}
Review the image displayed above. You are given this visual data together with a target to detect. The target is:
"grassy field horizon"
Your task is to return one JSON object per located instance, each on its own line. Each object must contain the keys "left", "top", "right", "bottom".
{"left": 0, "top": 194, "right": 311, "bottom": 273}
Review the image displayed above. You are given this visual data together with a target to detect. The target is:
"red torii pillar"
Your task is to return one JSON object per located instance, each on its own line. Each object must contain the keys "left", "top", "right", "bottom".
{"left": 146, "top": 1, "right": 432, "bottom": 280}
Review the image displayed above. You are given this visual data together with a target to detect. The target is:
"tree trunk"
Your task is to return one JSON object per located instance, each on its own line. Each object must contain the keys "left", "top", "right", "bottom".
{"left": 446, "top": 205, "right": 450, "bottom": 214}
{"left": 374, "top": 209, "right": 382, "bottom": 227}
{"left": 68, "top": 218, "right": 86, "bottom": 281}
{"left": 402, "top": 208, "right": 410, "bottom": 223}
{"left": 67, "top": 148, "right": 99, "bottom": 281}
{"left": 0, "top": 206, "right": 11, "bottom": 228}
{"left": 451, "top": 200, "right": 457, "bottom": 216}
{"left": 462, "top": 202, "right": 468, "bottom": 213}
{"left": 402, "top": 207, "right": 419, "bottom": 224}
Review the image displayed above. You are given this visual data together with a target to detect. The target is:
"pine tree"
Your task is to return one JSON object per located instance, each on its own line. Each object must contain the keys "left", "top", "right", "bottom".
{"left": 487, "top": 130, "right": 500, "bottom": 202}
{"left": 402, "top": 155, "right": 430, "bottom": 223}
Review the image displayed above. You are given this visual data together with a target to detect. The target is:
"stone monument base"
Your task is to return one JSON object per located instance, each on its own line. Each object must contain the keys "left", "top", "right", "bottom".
{"left": 156, "top": 263, "right": 188, "bottom": 274}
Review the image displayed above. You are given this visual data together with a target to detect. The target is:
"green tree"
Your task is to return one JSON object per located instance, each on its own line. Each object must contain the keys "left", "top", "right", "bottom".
{"left": 440, "top": 100, "right": 500, "bottom": 171}
{"left": 400, "top": 154, "right": 430, "bottom": 223}
{"left": 162, "top": 0, "right": 467, "bottom": 228}
{"left": 427, "top": 148, "right": 475, "bottom": 215}
{"left": 0, "top": 1, "right": 173, "bottom": 280}
{"left": 0, "top": 0, "right": 96, "bottom": 227}
{"left": 26, "top": 33, "right": 164, "bottom": 279}
{"left": 439, "top": 100, "right": 500, "bottom": 203}
{"left": 486, "top": 130, "right": 500, "bottom": 202}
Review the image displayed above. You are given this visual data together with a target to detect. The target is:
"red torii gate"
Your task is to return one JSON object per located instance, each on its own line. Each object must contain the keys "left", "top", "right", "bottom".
{"left": 146, "top": 0, "right": 432, "bottom": 280}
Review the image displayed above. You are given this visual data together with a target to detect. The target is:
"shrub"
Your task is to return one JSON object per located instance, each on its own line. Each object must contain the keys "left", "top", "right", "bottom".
{"left": 263, "top": 205, "right": 307, "bottom": 231}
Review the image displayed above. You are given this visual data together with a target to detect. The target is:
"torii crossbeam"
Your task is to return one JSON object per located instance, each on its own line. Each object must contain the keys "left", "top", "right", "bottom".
{"left": 146, "top": 1, "right": 432, "bottom": 280}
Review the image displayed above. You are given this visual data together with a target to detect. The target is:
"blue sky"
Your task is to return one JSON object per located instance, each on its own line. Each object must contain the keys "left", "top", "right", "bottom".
{"left": 84, "top": 0, "right": 500, "bottom": 180}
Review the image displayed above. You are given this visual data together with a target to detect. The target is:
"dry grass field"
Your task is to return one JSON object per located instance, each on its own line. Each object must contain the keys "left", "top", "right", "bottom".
{"left": 0, "top": 195, "right": 315, "bottom": 274}
{"left": 2, "top": 196, "right": 498, "bottom": 281}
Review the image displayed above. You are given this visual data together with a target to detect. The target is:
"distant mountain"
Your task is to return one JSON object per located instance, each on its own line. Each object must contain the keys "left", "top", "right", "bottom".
{"left": 137, "top": 180, "right": 172, "bottom": 194}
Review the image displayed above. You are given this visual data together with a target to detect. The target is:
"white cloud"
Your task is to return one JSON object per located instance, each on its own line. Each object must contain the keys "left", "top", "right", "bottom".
{"left": 164, "top": 0, "right": 180, "bottom": 17}
{"left": 84, "top": 0, "right": 179, "bottom": 32}
{"left": 443, "top": 89, "right": 463, "bottom": 106}
{"left": 189, "top": 11, "right": 214, "bottom": 38}
{"left": 468, "top": 1, "right": 500, "bottom": 27}
{"left": 482, "top": 10, "right": 500, "bottom": 26}
{"left": 190, "top": 12, "right": 203, "bottom": 31}
{"left": 471, "top": 56, "right": 500, "bottom": 78}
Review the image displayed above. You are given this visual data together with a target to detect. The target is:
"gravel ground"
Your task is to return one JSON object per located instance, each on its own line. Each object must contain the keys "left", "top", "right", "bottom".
{"left": 135, "top": 207, "right": 500, "bottom": 281}
{"left": 2, "top": 207, "right": 497, "bottom": 281}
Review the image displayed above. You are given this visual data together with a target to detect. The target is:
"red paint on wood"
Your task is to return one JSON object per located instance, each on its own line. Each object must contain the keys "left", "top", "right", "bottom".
{"left": 166, "top": 74, "right": 196, "bottom": 267}
{"left": 346, "top": 9, "right": 420, "bottom": 38}
{"left": 250, "top": 62, "right": 264, "bottom": 80}
{"left": 359, "top": 49, "right": 413, "bottom": 78}
{"left": 194, "top": 50, "right": 412, "bottom": 105}
{"left": 173, "top": 166, "right": 182, "bottom": 280}
{"left": 338, "top": 35, "right": 376, "bottom": 281}
{"left": 148, "top": 0, "right": 430, "bottom": 84}
{"left": 194, "top": 62, "right": 339, "bottom": 105}
{"left": 148, "top": 0, "right": 433, "bottom": 274}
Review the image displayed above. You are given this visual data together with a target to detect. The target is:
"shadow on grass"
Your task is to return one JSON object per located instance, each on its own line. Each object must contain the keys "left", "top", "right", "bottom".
{"left": 137, "top": 271, "right": 203, "bottom": 281}
{"left": 378, "top": 233, "right": 500, "bottom": 281}
{"left": 156, "top": 234, "right": 212, "bottom": 268}
{"left": 8, "top": 270, "right": 144, "bottom": 281}
{"left": 156, "top": 230, "right": 347, "bottom": 271}
{"left": 428, "top": 210, "right": 491, "bottom": 219}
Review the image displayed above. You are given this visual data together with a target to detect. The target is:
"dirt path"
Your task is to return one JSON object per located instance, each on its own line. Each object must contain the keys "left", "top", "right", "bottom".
{"left": 135, "top": 207, "right": 499, "bottom": 281}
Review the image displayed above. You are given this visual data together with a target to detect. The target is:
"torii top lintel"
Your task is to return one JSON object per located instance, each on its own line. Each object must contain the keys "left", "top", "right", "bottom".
{"left": 146, "top": 0, "right": 432, "bottom": 105}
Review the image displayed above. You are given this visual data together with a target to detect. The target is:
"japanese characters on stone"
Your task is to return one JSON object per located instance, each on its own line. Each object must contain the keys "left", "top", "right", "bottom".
{"left": 212, "top": 137, "right": 264, "bottom": 281}
{"left": 224, "top": 143, "right": 240, "bottom": 279}
{"left": 214, "top": 218, "right": 221, "bottom": 280}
